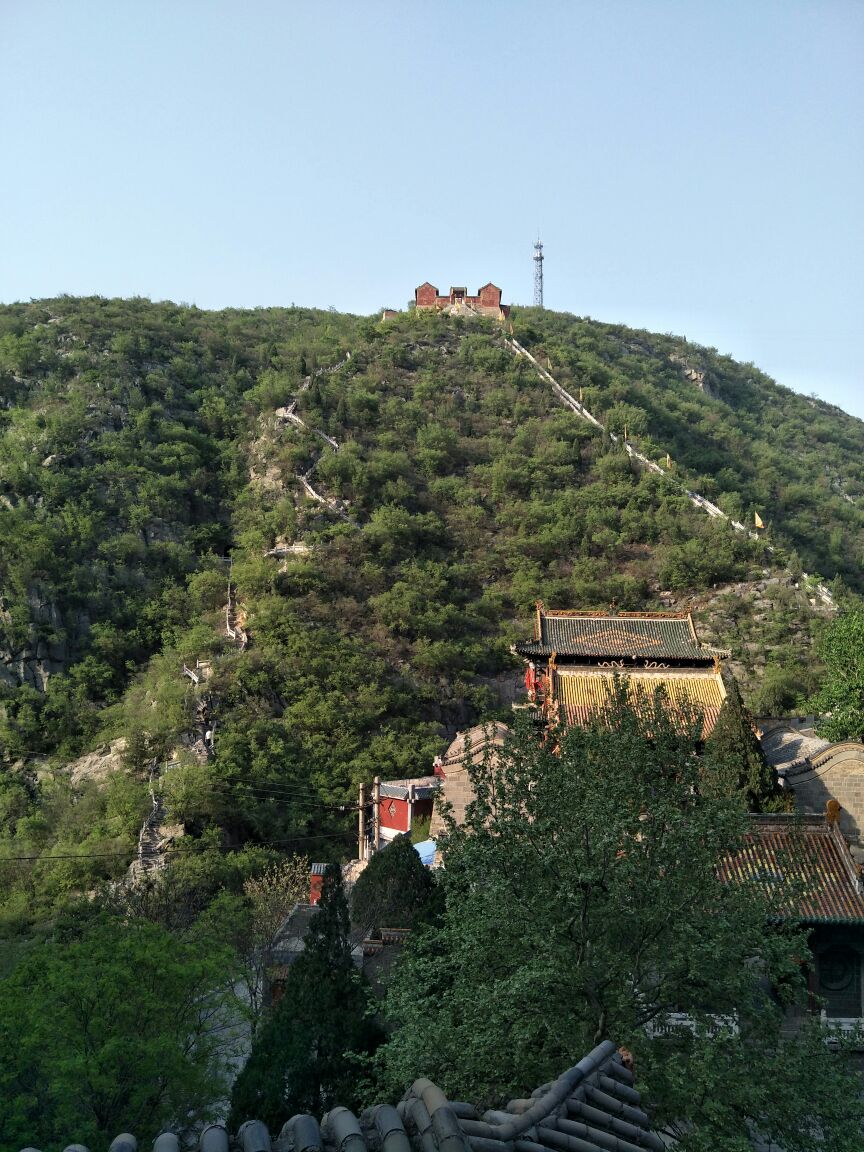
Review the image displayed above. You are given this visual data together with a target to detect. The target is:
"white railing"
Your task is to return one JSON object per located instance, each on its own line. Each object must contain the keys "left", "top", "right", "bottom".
{"left": 502, "top": 333, "right": 837, "bottom": 608}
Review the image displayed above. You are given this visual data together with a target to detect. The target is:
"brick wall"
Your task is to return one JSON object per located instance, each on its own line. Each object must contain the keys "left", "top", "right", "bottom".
{"left": 429, "top": 766, "right": 476, "bottom": 840}
{"left": 788, "top": 744, "right": 864, "bottom": 845}
{"left": 415, "top": 283, "right": 439, "bottom": 307}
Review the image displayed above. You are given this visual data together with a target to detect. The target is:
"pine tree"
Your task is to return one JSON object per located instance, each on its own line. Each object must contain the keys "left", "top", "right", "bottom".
{"left": 228, "top": 864, "right": 381, "bottom": 1130}
{"left": 350, "top": 833, "right": 437, "bottom": 937}
{"left": 705, "top": 677, "right": 784, "bottom": 811}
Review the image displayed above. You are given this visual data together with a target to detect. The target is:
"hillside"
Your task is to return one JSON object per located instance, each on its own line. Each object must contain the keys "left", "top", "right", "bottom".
{"left": 0, "top": 295, "right": 860, "bottom": 925}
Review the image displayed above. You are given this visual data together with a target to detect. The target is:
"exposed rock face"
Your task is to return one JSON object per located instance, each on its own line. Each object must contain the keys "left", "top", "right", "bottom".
{"left": 67, "top": 737, "right": 128, "bottom": 785}
{"left": 669, "top": 352, "right": 715, "bottom": 397}
{"left": 0, "top": 584, "right": 90, "bottom": 690}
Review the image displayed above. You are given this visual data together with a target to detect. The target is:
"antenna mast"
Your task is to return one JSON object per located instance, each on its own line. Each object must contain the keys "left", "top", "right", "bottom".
{"left": 533, "top": 238, "right": 544, "bottom": 308}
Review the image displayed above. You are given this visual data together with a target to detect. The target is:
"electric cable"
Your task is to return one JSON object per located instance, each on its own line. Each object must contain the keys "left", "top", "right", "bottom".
{"left": 0, "top": 828, "right": 358, "bottom": 865}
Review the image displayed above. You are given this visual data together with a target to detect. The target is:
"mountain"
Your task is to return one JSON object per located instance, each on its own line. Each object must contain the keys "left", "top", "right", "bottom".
{"left": 0, "top": 295, "right": 859, "bottom": 925}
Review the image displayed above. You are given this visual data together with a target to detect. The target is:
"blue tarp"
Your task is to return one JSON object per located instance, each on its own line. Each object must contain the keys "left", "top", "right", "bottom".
{"left": 413, "top": 839, "right": 437, "bottom": 866}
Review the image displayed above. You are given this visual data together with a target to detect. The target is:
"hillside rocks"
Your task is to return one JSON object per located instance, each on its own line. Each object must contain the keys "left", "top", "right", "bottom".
{"left": 668, "top": 352, "right": 715, "bottom": 397}
{"left": 667, "top": 572, "right": 831, "bottom": 696}
{"left": 0, "top": 587, "right": 89, "bottom": 690}
{"left": 67, "top": 737, "right": 127, "bottom": 785}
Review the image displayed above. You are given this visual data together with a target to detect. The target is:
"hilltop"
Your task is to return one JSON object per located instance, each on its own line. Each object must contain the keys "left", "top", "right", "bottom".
{"left": 0, "top": 295, "right": 860, "bottom": 922}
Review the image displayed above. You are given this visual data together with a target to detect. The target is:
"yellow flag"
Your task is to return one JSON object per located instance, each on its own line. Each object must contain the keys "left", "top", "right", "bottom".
{"left": 754, "top": 512, "right": 765, "bottom": 529}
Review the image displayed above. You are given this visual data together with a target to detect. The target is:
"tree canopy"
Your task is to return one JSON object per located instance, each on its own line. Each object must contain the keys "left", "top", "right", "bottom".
{"left": 350, "top": 832, "right": 438, "bottom": 936}
{"left": 0, "top": 910, "right": 235, "bottom": 1150}
{"left": 807, "top": 608, "right": 864, "bottom": 742}
{"left": 704, "top": 677, "right": 786, "bottom": 811}
{"left": 229, "top": 863, "right": 382, "bottom": 1130}
{"left": 380, "top": 698, "right": 863, "bottom": 1151}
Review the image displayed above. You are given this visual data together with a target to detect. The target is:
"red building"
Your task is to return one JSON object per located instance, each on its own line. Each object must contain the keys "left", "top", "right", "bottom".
{"left": 377, "top": 776, "right": 440, "bottom": 842}
{"left": 415, "top": 281, "right": 510, "bottom": 320}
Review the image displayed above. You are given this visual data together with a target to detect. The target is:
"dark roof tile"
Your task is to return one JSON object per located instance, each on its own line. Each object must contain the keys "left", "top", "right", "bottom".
{"left": 515, "top": 609, "right": 727, "bottom": 662}
{"left": 21, "top": 1040, "right": 660, "bottom": 1152}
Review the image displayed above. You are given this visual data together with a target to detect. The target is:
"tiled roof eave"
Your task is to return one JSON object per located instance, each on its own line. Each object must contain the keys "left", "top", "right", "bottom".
{"left": 530, "top": 611, "right": 721, "bottom": 661}
{"left": 767, "top": 913, "right": 864, "bottom": 926}
{"left": 17, "top": 1037, "right": 662, "bottom": 1152}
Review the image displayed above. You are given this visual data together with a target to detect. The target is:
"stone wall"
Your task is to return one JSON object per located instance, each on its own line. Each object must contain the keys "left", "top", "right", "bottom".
{"left": 786, "top": 743, "right": 864, "bottom": 846}
{"left": 429, "top": 721, "right": 509, "bottom": 840}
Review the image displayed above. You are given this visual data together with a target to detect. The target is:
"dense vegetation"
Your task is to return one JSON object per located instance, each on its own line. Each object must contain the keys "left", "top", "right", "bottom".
{"left": 383, "top": 704, "right": 863, "bottom": 1151}
{"left": 0, "top": 296, "right": 861, "bottom": 929}
{"left": 515, "top": 307, "right": 864, "bottom": 587}
{"left": 2, "top": 295, "right": 864, "bottom": 1144}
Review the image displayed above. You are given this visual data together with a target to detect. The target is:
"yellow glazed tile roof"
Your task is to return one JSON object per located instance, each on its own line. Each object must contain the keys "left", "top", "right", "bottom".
{"left": 553, "top": 669, "right": 726, "bottom": 737}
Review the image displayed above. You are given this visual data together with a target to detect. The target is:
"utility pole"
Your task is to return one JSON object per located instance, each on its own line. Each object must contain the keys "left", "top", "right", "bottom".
{"left": 373, "top": 776, "right": 381, "bottom": 852}
{"left": 533, "top": 237, "right": 544, "bottom": 308}
{"left": 358, "top": 782, "right": 366, "bottom": 861}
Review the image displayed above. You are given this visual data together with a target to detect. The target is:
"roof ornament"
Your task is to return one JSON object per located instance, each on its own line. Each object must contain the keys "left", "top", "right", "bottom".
{"left": 535, "top": 599, "right": 545, "bottom": 641}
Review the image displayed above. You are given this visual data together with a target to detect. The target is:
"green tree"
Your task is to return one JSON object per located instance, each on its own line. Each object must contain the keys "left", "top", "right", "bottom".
{"left": 228, "top": 863, "right": 381, "bottom": 1130}
{"left": 350, "top": 833, "right": 437, "bottom": 936}
{"left": 196, "top": 856, "right": 310, "bottom": 1028}
{"left": 0, "top": 912, "right": 235, "bottom": 1150}
{"left": 704, "top": 677, "right": 785, "bottom": 811}
{"left": 807, "top": 608, "right": 864, "bottom": 742}
{"left": 381, "top": 700, "right": 862, "bottom": 1151}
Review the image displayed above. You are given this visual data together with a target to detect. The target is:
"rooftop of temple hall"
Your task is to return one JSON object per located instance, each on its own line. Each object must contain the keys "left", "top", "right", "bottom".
{"left": 720, "top": 812, "right": 864, "bottom": 925}
{"left": 514, "top": 604, "right": 730, "bottom": 664}
{"left": 553, "top": 667, "right": 726, "bottom": 737}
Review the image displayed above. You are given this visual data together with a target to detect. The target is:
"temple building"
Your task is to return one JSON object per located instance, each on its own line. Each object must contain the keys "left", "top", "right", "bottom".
{"left": 721, "top": 804, "right": 864, "bottom": 1023}
{"left": 514, "top": 603, "right": 730, "bottom": 737}
{"left": 414, "top": 281, "right": 510, "bottom": 319}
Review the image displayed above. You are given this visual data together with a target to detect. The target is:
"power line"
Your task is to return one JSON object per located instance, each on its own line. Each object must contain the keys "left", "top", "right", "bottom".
{"left": 185, "top": 785, "right": 359, "bottom": 812}
{"left": 146, "top": 766, "right": 355, "bottom": 805}
{"left": 164, "top": 778, "right": 354, "bottom": 803}
{"left": 0, "top": 829, "right": 357, "bottom": 865}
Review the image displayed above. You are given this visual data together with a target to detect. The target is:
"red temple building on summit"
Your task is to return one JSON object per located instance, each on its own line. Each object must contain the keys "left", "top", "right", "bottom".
{"left": 415, "top": 281, "right": 510, "bottom": 320}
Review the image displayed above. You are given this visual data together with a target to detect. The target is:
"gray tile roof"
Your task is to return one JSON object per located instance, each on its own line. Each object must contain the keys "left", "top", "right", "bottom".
{"left": 758, "top": 722, "right": 830, "bottom": 771}
{"left": 19, "top": 1040, "right": 661, "bottom": 1152}
{"left": 515, "top": 608, "right": 727, "bottom": 662}
{"left": 269, "top": 903, "right": 364, "bottom": 968}
{"left": 380, "top": 776, "right": 441, "bottom": 801}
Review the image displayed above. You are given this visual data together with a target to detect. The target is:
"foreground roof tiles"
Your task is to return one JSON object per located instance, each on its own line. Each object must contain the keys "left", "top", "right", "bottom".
{"left": 720, "top": 815, "right": 864, "bottom": 924}
{"left": 516, "top": 608, "right": 726, "bottom": 662}
{"left": 554, "top": 668, "right": 726, "bottom": 738}
{"left": 20, "top": 1040, "right": 661, "bottom": 1152}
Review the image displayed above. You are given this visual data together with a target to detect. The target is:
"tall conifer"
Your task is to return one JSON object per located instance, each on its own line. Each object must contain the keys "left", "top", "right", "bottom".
{"left": 706, "top": 678, "right": 783, "bottom": 811}
{"left": 228, "top": 864, "right": 381, "bottom": 1129}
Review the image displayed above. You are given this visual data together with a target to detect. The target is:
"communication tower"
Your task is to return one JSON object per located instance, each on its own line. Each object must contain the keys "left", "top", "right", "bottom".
{"left": 533, "top": 238, "right": 544, "bottom": 308}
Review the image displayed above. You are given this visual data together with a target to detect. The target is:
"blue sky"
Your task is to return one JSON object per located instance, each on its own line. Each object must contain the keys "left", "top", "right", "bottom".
{"left": 2, "top": 1, "right": 862, "bottom": 416}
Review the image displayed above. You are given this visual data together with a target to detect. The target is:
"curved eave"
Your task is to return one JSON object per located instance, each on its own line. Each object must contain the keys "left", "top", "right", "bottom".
{"left": 767, "top": 914, "right": 864, "bottom": 927}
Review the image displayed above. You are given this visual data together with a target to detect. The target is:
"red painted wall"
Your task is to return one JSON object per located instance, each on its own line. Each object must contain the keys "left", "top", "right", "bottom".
{"left": 380, "top": 795, "right": 411, "bottom": 835}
